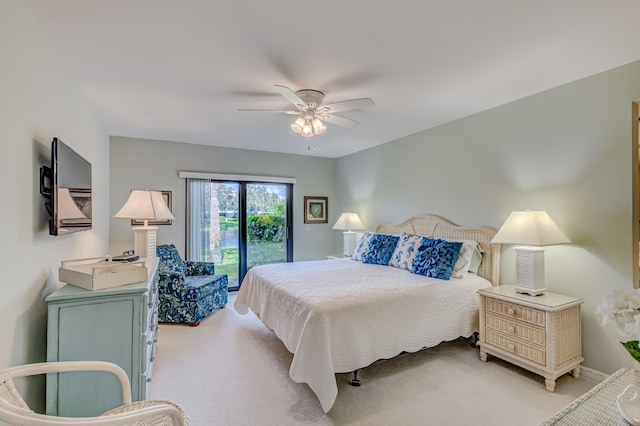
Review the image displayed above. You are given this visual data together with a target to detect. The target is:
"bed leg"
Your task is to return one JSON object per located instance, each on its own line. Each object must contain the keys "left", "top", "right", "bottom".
{"left": 470, "top": 331, "right": 479, "bottom": 348}
{"left": 351, "top": 370, "right": 361, "bottom": 387}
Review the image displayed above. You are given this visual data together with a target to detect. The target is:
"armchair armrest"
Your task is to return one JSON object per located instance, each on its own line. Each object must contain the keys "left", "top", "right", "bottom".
{"left": 185, "top": 261, "right": 215, "bottom": 276}
{"left": 3, "top": 361, "right": 132, "bottom": 404}
{"left": 0, "top": 361, "right": 189, "bottom": 425}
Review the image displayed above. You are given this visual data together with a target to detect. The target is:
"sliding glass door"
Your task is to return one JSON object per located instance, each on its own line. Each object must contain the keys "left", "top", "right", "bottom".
{"left": 187, "top": 178, "right": 292, "bottom": 290}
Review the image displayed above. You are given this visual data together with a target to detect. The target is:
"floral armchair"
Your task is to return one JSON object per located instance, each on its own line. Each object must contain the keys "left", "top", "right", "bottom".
{"left": 156, "top": 244, "right": 228, "bottom": 326}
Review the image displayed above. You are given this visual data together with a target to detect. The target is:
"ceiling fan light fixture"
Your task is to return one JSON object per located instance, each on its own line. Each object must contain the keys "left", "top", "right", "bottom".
{"left": 301, "top": 119, "right": 314, "bottom": 137}
{"left": 291, "top": 117, "right": 305, "bottom": 134}
{"left": 312, "top": 118, "right": 326, "bottom": 135}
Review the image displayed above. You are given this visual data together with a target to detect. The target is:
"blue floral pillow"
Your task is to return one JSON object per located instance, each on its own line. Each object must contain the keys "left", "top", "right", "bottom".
{"left": 411, "top": 238, "right": 463, "bottom": 280}
{"left": 389, "top": 234, "right": 423, "bottom": 270}
{"left": 351, "top": 232, "right": 373, "bottom": 261}
{"left": 362, "top": 234, "right": 400, "bottom": 265}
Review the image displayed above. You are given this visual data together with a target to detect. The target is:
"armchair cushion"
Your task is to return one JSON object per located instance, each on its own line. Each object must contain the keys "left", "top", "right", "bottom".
{"left": 156, "top": 244, "right": 187, "bottom": 275}
{"left": 185, "top": 260, "right": 216, "bottom": 276}
{"left": 159, "top": 273, "right": 227, "bottom": 302}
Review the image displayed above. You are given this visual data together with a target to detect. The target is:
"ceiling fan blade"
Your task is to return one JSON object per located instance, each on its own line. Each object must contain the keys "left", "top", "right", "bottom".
{"left": 237, "top": 108, "right": 299, "bottom": 114}
{"left": 322, "top": 114, "right": 361, "bottom": 128}
{"left": 322, "top": 98, "right": 375, "bottom": 113}
{"left": 274, "top": 84, "right": 306, "bottom": 108}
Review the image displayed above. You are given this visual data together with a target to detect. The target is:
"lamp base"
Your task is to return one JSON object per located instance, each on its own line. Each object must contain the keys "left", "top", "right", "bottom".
{"left": 132, "top": 226, "right": 158, "bottom": 259}
{"left": 514, "top": 246, "right": 546, "bottom": 296}
{"left": 514, "top": 285, "right": 546, "bottom": 296}
{"left": 343, "top": 231, "right": 357, "bottom": 257}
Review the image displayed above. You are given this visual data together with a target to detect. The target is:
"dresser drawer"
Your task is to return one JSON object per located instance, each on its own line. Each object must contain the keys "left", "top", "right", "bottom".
{"left": 144, "top": 297, "right": 157, "bottom": 332}
{"left": 485, "top": 314, "right": 546, "bottom": 347}
{"left": 142, "top": 285, "right": 158, "bottom": 330}
{"left": 485, "top": 330, "right": 546, "bottom": 365}
{"left": 141, "top": 327, "right": 157, "bottom": 400}
{"left": 485, "top": 297, "right": 546, "bottom": 327}
{"left": 141, "top": 357, "right": 154, "bottom": 400}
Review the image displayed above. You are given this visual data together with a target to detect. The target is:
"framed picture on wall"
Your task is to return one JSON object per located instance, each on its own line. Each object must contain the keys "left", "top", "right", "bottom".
{"left": 131, "top": 190, "right": 173, "bottom": 225}
{"left": 304, "top": 196, "right": 328, "bottom": 224}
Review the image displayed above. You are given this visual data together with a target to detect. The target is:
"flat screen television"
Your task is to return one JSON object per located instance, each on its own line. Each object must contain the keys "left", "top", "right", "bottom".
{"left": 40, "top": 138, "right": 92, "bottom": 235}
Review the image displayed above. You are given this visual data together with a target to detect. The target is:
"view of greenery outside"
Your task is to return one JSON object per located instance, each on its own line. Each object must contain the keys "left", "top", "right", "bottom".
{"left": 203, "top": 183, "right": 286, "bottom": 289}
{"left": 216, "top": 217, "right": 238, "bottom": 281}
{"left": 246, "top": 210, "right": 286, "bottom": 269}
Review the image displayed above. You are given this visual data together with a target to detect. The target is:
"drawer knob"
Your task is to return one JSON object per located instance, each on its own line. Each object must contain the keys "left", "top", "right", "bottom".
{"left": 508, "top": 326, "right": 515, "bottom": 334}
{"left": 507, "top": 308, "right": 515, "bottom": 316}
{"left": 147, "top": 377, "right": 152, "bottom": 383}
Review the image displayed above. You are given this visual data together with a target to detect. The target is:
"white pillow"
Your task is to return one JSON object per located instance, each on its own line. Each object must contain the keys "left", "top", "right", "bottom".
{"left": 442, "top": 238, "right": 479, "bottom": 278}
{"left": 389, "top": 234, "right": 423, "bottom": 270}
{"left": 468, "top": 245, "right": 484, "bottom": 274}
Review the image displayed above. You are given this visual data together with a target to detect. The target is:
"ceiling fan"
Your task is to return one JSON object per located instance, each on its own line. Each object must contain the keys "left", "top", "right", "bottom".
{"left": 238, "top": 85, "right": 375, "bottom": 137}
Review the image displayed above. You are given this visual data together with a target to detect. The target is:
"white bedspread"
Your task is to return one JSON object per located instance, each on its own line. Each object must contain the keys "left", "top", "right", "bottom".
{"left": 234, "top": 258, "right": 492, "bottom": 412}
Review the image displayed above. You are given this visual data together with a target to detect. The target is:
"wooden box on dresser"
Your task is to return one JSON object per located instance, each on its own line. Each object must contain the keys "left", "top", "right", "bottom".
{"left": 478, "top": 285, "right": 583, "bottom": 392}
{"left": 45, "top": 259, "right": 159, "bottom": 417}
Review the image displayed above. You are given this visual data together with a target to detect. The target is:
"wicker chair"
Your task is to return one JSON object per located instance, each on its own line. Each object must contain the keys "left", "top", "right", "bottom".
{"left": 0, "top": 360, "right": 189, "bottom": 425}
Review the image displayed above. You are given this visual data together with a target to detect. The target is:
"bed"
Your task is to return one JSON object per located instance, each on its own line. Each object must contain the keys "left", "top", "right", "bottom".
{"left": 234, "top": 214, "right": 500, "bottom": 412}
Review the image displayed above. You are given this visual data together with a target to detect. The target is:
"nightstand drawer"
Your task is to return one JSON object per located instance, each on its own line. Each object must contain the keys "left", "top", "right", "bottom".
{"left": 485, "top": 330, "right": 546, "bottom": 365}
{"left": 485, "top": 298, "right": 546, "bottom": 327}
{"left": 485, "top": 314, "right": 546, "bottom": 347}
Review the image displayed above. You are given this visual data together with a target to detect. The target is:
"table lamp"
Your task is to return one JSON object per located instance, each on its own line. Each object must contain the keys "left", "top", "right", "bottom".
{"left": 332, "top": 212, "right": 365, "bottom": 256}
{"left": 491, "top": 210, "right": 570, "bottom": 296}
{"left": 114, "top": 189, "right": 175, "bottom": 259}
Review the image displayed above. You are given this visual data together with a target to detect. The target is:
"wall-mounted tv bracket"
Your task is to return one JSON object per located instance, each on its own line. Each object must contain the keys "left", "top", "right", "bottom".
{"left": 40, "top": 165, "right": 52, "bottom": 216}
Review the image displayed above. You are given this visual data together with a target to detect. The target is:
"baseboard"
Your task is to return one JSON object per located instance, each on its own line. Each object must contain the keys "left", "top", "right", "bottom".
{"left": 580, "top": 365, "right": 609, "bottom": 383}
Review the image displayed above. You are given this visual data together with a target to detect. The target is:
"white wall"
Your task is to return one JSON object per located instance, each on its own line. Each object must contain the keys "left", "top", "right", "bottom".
{"left": 0, "top": 0, "right": 110, "bottom": 409}
{"left": 110, "top": 137, "right": 337, "bottom": 261}
{"left": 336, "top": 60, "right": 640, "bottom": 375}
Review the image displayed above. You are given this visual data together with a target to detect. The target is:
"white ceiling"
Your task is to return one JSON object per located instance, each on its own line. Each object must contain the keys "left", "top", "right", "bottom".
{"left": 25, "top": 0, "right": 640, "bottom": 158}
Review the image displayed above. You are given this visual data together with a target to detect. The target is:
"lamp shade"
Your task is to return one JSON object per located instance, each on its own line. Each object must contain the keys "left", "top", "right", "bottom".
{"left": 491, "top": 210, "right": 570, "bottom": 246}
{"left": 332, "top": 212, "right": 365, "bottom": 231}
{"left": 114, "top": 189, "right": 175, "bottom": 222}
{"left": 114, "top": 189, "right": 174, "bottom": 259}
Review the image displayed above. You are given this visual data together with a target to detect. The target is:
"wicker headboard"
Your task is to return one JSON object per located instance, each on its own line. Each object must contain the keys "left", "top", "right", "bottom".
{"left": 375, "top": 214, "right": 500, "bottom": 286}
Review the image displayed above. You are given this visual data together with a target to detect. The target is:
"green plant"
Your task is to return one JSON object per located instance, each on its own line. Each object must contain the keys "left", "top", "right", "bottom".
{"left": 247, "top": 214, "right": 285, "bottom": 243}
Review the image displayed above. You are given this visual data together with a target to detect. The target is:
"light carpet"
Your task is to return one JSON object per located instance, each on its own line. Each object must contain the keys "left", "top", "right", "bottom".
{"left": 148, "top": 294, "right": 598, "bottom": 425}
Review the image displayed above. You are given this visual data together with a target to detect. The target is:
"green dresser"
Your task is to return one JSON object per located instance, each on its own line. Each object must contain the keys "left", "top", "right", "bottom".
{"left": 45, "top": 259, "right": 159, "bottom": 417}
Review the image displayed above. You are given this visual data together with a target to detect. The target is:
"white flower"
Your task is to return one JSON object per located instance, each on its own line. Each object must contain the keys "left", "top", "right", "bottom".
{"left": 596, "top": 288, "right": 640, "bottom": 341}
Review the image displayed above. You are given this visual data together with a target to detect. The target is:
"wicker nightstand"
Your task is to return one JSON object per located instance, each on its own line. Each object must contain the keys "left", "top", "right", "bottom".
{"left": 478, "top": 285, "right": 583, "bottom": 391}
